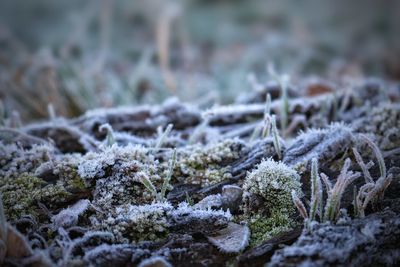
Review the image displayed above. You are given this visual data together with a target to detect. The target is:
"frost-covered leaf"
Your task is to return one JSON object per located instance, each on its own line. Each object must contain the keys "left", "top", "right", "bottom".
{"left": 5, "top": 224, "right": 33, "bottom": 258}
{"left": 207, "top": 222, "right": 250, "bottom": 253}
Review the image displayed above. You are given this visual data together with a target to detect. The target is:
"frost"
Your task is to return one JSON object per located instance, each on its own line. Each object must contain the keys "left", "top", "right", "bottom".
{"left": 283, "top": 123, "right": 354, "bottom": 167}
{"left": 52, "top": 199, "right": 90, "bottom": 229}
{"left": 170, "top": 202, "right": 232, "bottom": 221}
{"left": 268, "top": 211, "right": 400, "bottom": 267}
{"left": 77, "top": 144, "right": 150, "bottom": 180}
{"left": 100, "top": 202, "right": 173, "bottom": 242}
{"left": 0, "top": 142, "right": 55, "bottom": 178}
{"left": 176, "top": 138, "right": 245, "bottom": 186}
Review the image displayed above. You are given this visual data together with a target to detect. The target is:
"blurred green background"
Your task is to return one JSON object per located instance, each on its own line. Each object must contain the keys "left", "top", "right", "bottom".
{"left": 0, "top": 0, "right": 399, "bottom": 121}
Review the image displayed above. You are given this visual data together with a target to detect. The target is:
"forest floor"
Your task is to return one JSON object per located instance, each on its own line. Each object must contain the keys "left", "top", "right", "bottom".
{"left": 1, "top": 77, "right": 400, "bottom": 266}
{"left": 1, "top": 1, "right": 400, "bottom": 266}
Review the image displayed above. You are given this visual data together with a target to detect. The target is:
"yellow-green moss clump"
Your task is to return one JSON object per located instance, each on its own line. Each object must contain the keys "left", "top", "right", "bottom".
{"left": 0, "top": 173, "right": 73, "bottom": 220}
{"left": 242, "top": 158, "right": 302, "bottom": 246}
{"left": 177, "top": 139, "right": 244, "bottom": 187}
{"left": 248, "top": 213, "right": 295, "bottom": 247}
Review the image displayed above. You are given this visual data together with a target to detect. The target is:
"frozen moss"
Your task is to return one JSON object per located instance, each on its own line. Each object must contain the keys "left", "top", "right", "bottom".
{"left": 243, "top": 158, "right": 302, "bottom": 215}
{"left": 101, "top": 202, "right": 172, "bottom": 243}
{"left": 0, "top": 173, "right": 73, "bottom": 220}
{"left": 177, "top": 139, "right": 244, "bottom": 186}
{"left": 242, "top": 159, "right": 301, "bottom": 245}
{"left": 76, "top": 144, "right": 164, "bottom": 207}
{"left": 0, "top": 174, "right": 44, "bottom": 219}
{"left": 77, "top": 144, "right": 151, "bottom": 182}
{"left": 96, "top": 201, "right": 232, "bottom": 244}
{"left": 0, "top": 142, "right": 55, "bottom": 178}
{"left": 248, "top": 212, "right": 295, "bottom": 247}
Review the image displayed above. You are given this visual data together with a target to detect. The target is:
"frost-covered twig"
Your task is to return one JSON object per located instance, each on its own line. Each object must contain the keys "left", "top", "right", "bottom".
{"left": 309, "top": 158, "right": 322, "bottom": 221}
{"left": 320, "top": 173, "right": 332, "bottom": 193}
{"left": 271, "top": 115, "right": 282, "bottom": 159}
{"left": 155, "top": 123, "right": 173, "bottom": 149}
{"left": 292, "top": 158, "right": 360, "bottom": 224}
{"left": 249, "top": 124, "right": 262, "bottom": 143}
{"left": 99, "top": 123, "right": 115, "bottom": 147}
{"left": 352, "top": 147, "right": 374, "bottom": 183}
{"left": 139, "top": 172, "right": 158, "bottom": 200}
{"left": 292, "top": 190, "right": 308, "bottom": 220}
{"left": 47, "top": 103, "right": 57, "bottom": 121}
{"left": 359, "top": 134, "right": 386, "bottom": 179}
{"left": 261, "top": 93, "right": 272, "bottom": 138}
{"left": 268, "top": 63, "right": 289, "bottom": 133}
{"left": 189, "top": 116, "right": 209, "bottom": 144}
{"left": 353, "top": 135, "right": 393, "bottom": 217}
{"left": 160, "top": 149, "right": 177, "bottom": 201}
{"left": 323, "top": 158, "right": 360, "bottom": 222}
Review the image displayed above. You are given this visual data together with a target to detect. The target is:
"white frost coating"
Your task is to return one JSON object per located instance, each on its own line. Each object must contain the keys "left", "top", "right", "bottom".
{"left": 0, "top": 142, "right": 55, "bottom": 178}
{"left": 244, "top": 158, "right": 302, "bottom": 199}
{"left": 204, "top": 104, "right": 264, "bottom": 117}
{"left": 82, "top": 97, "right": 198, "bottom": 119}
{"left": 283, "top": 122, "right": 354, "bottom": 167}
{"left": 77, "top": 144, "right": 149, "bottom": 180}
{"left": 169, "top": 202, "right": 232, "bottom": 221}
{"left": 52, "top": 199, "right": 91, "bottom": 229}
{"left": 114, "top": 202, "right": 173, "bottom": 222}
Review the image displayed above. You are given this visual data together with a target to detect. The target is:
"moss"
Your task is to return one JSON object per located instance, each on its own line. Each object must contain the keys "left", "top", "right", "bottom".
{"left": 0, "top": 173, "right": 75, "bottom": 220}
{"left": 241, "top": 159, "right": 301, "bottom": 246}
{"left": 34, "top": 182, "right": 72, "bottom": 206}
{"left": 243, "top": 158, "right": 302, "bottom": 215}
{"left": 67, "top": 174, "right": 87, "bottom": 191}
{"left": 0, "top": 173, "right": 45, "bottom": 219}
{"left": 248, "top": 212, "right": 295, "bottom": 247}
{"left": 177, "top": 139, "right": 244, "bottom": 187}
{"left": 102, "top": 202, "right": 172, "bottom": 243}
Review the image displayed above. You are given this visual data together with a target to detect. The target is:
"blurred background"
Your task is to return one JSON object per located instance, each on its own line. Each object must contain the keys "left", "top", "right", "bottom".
{"left": 0, "top": 0, "right": 399, "bottom": 122}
